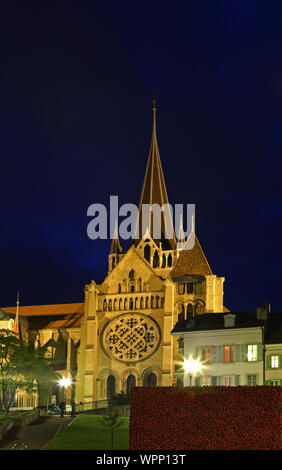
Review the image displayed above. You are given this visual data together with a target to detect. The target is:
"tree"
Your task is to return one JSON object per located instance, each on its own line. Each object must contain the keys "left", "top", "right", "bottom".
{"left": 0, "top": 329, "right": 57, "bottom": 416}
{"left": 100, "top": 406, "right": 124, "bottom": 450}
{"left": 109, "top": 391, "right": 130, "bottom": 407}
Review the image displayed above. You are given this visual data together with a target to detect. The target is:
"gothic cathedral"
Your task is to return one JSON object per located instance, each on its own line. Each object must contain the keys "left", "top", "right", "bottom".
{"left": 1, "top": 106, "right": 227, "bottom": 408}
{"left": 75, "top": 105, "right": 226, "bottom": 407}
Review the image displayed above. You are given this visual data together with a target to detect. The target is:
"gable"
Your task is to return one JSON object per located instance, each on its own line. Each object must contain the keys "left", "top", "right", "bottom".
{"left": 101, "top": 245, "right": 164, "bottom": 294}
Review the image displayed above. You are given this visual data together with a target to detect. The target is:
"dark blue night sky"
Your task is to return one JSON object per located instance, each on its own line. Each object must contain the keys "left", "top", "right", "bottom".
{"left": 1, "top": 1, "right": 282, "bottom": 311}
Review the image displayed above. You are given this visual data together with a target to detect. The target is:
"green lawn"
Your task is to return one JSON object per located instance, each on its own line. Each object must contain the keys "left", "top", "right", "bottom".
{"left": 44, "top": 414, "right": 130, "bottom": 450}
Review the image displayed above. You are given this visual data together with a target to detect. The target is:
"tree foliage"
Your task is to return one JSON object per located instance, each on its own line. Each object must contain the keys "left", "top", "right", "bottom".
{"left": 0, "top": 329, "right": 57, "bottom": 416}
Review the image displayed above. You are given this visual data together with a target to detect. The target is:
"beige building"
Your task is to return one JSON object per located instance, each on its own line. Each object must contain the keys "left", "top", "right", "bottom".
{"left": 171, "top": 312, "right": 265, "bottom": 387}
{"left": 1, "top": 106, "right": 227, "bottom": 408}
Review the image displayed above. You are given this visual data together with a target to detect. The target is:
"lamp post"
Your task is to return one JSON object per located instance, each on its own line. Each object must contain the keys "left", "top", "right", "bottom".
{"left": 58, "top": 376, "right": 72, "bottom": 403}
{"left": 183, "top": 358, "right": 202, "bottom": 387}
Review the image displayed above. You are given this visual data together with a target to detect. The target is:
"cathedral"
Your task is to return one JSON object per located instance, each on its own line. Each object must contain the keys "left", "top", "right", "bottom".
{"left": 1, "top": 106, "right": 227, "bottom": 408}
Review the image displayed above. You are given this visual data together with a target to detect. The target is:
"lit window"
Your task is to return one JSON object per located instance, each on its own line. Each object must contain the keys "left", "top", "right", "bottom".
{"left": 224, "top": 376, "right": 233, "bottom": 386}
{"left": 270, "top": 380, "right": 280, "bottom": 386}
{"left": 202, "top": 347, "right": 212, "bottom": 364}
{"left": 224, "top": 346, "right": 234, "bottom": 363}
{"left": 247, "top": 375, "right": 257, "bottom": 386}
{"left": 247, "top": 345, "right": 257, "bottom": 362}
{"left": 271, "top": 356, "right": 279, "bottom": 368}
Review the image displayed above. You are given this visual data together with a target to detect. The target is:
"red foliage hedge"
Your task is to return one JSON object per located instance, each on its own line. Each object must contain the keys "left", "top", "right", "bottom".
{"left": 130, "top": 386, "right": 281, "bottom": 450}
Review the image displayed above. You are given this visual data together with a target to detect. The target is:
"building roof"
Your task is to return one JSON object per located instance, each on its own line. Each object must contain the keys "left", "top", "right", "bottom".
{"left": 1, "top": 302, "right": 84, "bottom": 317}
{"left": 133, "top": 103, "right": 176, "bottom": 250}
{"left": 171, "top": 235, "right": 213, "bottom": 279}
{"left": 171, "top": 311, "right": 265, "bottom": 335}
{"left": 26, "top": 312, "right": 83, "bottom": 330}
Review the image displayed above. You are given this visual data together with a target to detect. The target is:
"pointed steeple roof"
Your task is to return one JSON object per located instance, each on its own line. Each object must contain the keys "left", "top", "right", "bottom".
{"left": 110, "top": 221, "right": 123, "bottom": 255}
{"left": 134, "top": 101, "right": 176, "bottom": 250}
{"left": 171, "top": 232, "right": 213, "bottom": 279}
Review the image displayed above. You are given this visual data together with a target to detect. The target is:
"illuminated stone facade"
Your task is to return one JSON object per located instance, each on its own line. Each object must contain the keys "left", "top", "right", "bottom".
{"left": 1, "top": 107, "right": 226, "bottom": 407}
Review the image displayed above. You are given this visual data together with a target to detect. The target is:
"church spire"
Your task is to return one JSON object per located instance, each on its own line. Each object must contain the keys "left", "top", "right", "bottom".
{"left": 134, "top": 101, "right": 176, "bottom": 249}
{"left": 110, "top": 220, "right": 123, "bottom": 255}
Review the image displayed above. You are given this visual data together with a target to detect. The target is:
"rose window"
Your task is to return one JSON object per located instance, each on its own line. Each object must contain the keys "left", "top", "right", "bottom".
{"left": 102, "top": 313, "right": 160, "bottom": 362}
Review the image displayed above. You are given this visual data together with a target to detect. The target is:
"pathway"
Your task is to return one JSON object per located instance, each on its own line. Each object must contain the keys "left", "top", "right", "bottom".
{"left": 0, "top": 415, "right": 73, "bottom": 450}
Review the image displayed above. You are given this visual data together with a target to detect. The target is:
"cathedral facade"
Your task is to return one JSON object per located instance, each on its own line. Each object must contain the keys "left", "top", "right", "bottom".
{"left": 1, "top": 107, "right": 226, "bottom": 408}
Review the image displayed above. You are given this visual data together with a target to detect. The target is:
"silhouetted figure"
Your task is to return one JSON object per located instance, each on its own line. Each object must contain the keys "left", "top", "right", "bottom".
{"left": 71, "top": 401, "right": 76, "bottom": 417}
{"left": 59, "top": 401, "right": 66, "bottom": 418}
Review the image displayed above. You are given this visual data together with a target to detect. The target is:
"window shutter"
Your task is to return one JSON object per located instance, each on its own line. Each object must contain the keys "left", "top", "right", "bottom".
{"left": 279, "top": 355, "right": 282, "bottom": 369}
{"left": 235, "top": 375, "right": 240, "bottom": 386}
{"left": 240, "top": 344, "right": 247, "bottom": 362}
{"left": 217, "top": 376, "right": 222, "bottom": 386}
{"left": 195, "top": 376, "right": 200, "bottom": 387}
{"left": 217, "top": 346, "right": 224, "bottom": 363}
{"left": 257, "top": 344, "right": 263, "bottom": 361}
{"left": 265, "top": 355, "right": 271, "bottom": 369}
{"left": 211, "top": 376, "right": 217, "bottom": 386}
{"left": 194, "top": 347, "right": 201, "bottom": 360}
{"left": 234, "top": 345, "right": 240, "bottom": 362}
{"left": 211, "top": 346, "right": 218, "bottom": 363}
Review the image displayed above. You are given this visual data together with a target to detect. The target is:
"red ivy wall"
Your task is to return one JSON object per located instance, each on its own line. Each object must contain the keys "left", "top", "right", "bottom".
{"left": 130, "top": 386, "right": 281, "bottom": 450}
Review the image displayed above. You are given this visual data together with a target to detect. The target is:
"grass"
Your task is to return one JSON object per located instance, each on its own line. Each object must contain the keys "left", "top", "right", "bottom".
{"left": 44, "top": 414, "right": 130, "bottom": 450}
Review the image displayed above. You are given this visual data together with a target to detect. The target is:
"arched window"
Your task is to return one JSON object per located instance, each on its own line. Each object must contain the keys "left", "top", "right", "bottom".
{"left": 107, "top": 375, "right": 116, "bottom": 399}
{"left": 112, "top": 258, "right": 115, "bottom": 270}
{"left": 153, "top": 251, "right": 159, "bottom": 268}
{"left": 103, "top": 300, "right": 107, "bottom": 311}
{"left": 129, "top": 298, "right": 134, "bottom": 310}
{"left": 187, "top": 303, "right": 193, "bottom": 320}
{"left": 138, "top": 278, "right": 142, "bottom": 292}
{"left": 178, "top": 304, "right": 185, "bottom": 322}
{"left": 151, "top": 296, "right": 154, "bottom": 309}
{"left": 162, "top": 254, "right": 166, "bottom": 268}
{"left": 143, "top": 372, "right": 157, "bottom": 387}
{"left": 135, "top": 298, "right": 138, "bottom": 309}
{"left": 195, "top": 302, "right": 204, "bottom": 315}
{"left": 167, "top": 253, "right": 172, "bottom": 267}
{"left": 140, "top": 297, "right": 144, "bottom": 309}
{"left": 124, "top": 298, "right": 128, "bottom": 310}
{"left": 145, "top": 297, "right": 149, "bottom": 309}
{"left": 118, "top": 283, "right": 121, "bottom": 294}
{"left": 156, "top": 295, "right": 160, "bottom": 308}
{"left": 119, "top": 298, "right": 123, "bottom": 310}
{"left": 129, "top": 269, "right": 135, "bottom": 280}
{"left": 108, "top": 300, "right": 112, "bottom": 311}
{"left": 126, "top": 374, "right": 136, "bottom": 397}
{"left": 144, "top": 245, "right": 151, "bottom": 263}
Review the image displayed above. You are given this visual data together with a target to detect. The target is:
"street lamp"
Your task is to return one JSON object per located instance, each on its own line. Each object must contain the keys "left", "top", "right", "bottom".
{"left": 183, "top": 358, "right": 202, "bottom": 386}
{"left": 58, "top": 376, "right": 72, "bottom": 403}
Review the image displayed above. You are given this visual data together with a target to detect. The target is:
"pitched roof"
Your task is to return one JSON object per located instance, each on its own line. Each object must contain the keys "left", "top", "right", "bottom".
{"left": 27, "top": 312, "right": 83, "bottom": 330}
{"left": 171, "top": 234, "right": 212, "bottom": 279}
{"left": 171, "top": 311, "right": 265, "bottom": 334}
{"left": 133, "top": 103, "right": 176, "bottom": 250}
{"left": 1, "top": 303, "right": 84, "bottom": 317}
